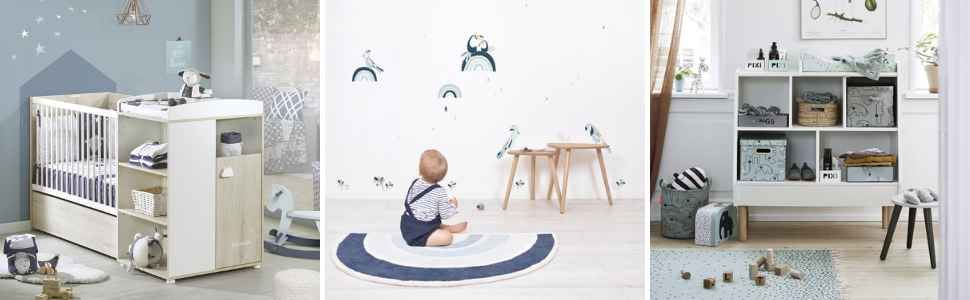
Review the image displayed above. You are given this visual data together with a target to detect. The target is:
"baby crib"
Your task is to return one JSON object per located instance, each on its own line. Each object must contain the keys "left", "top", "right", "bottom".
{"left": 31, "top": 94, "right": 122, "bottom": 215}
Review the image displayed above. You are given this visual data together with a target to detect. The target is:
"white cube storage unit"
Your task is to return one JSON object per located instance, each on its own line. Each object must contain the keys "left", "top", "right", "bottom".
{"left": 733, "top": 70, "right": 900, "bottom": 241}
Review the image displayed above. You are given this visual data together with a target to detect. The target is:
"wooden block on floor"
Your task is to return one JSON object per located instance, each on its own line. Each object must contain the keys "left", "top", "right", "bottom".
{"left": 790, "top": 269, "right": 805, "bottom": 279}
{"left": 723, "top": 271, "right": 733, "bottom": 282}
{"left": 756, "top": 256, "right": 767, "bottom": 269}
{"left": 767, "top": 263, "right": 776, "bottom": 272}
{"left": 749, "top": 263, "right": 758, "bottom": 279}
{"left": 36, "top": 294, "right": 49, "bottom": 300}
{"left": 681, "top": 269, "right": 691, "bottom": 279}
{"left": 704, "top": 277, "right": 716, "bottom": 289}
{"left": 755, "top": 274, "right": 767, "bottom": 286}
{"left": 775, "top": 264, "right": 788, "bottom": 275}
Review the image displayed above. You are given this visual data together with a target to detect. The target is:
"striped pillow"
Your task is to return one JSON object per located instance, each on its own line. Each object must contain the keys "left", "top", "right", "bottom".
{"left": 672, "top": 167, "right": 708, "bottom": 190}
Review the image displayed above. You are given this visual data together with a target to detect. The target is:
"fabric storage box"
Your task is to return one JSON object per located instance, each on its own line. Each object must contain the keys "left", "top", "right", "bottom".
{"left": 132, "top": 186, "right": 168, "bottom": 217}
{"left": 695, "top": 203, "right": 737, "bottom": 247}
{"left": 846, "top": 86, "right": 895, "bottom": 127}
{"left": 4, "top": 234, "right": 39, "bottom": 275}
{"left": 738, "top": 114, "right": 788, "bottom": 127}
{"left": 739, "top": 133, "right": 787, "bottom": 181}
{"left": 659, "top": 179, "right": 711, "bottom": 239}
{"left": 219, "top": 132, "right": 243, "bottom": 157}
{"left": 846, "top": 166, "right": 894, "bottom": 182}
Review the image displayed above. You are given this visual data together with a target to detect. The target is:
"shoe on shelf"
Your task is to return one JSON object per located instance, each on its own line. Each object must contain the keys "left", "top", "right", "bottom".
{"left": 788, "top": 163, "right": 800, "bottom": 181}
{"left": 801, "top": 163, "right": 816, "bottom": 181}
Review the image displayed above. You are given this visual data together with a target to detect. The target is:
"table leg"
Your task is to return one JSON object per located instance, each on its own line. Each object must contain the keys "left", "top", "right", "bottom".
{"left": 547, "top": 155, "right": 562, "bottom": 203}
{"left": 882, "top": 206, "right": 890, "bottom": 229}
{"left": 907, "top": 207, "right": 916, "bottom": 249}
{"left": 739, "top": 206, "right": 748, "bottom": 242}
{"left": 879, "top": 205, "right": 903, "bottom": 260}
{"left": 502, "top": 155, "right": 520, "bottom": 210}
{"left": 560, "top": 149, "right": 572, "bottom": 214}
{"left": 925, "top": 208, "right": 936, "bottom": 269}
{"left": 531, "top": 155, "right": 536, "bottom": 200}
{"left": 547, "top": 152, "right": 560, "bottom": 200}
{"left": 596, "top": 148, "right": 612, "bottom": 205}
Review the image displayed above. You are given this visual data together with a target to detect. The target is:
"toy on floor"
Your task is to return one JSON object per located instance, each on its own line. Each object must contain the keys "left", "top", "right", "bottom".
{"left": 755, "top": 274, "right": 767, "bottom": 286}
{"left": 723, "top": 271, "right": 733, "bottom": 282}
{"left": 38, "top": 254, "right": 60, "bottom": 275}
{"left": 703, "top": 277, "right": 716, "bottom": 289}
{"left": 790, "top": 269, "right": 806, "bottom": 279}
{"left": 127, "top": 228, "right": 165, "bottom": 273}
{"left": 4, "top": 233, "right": 39, "bottom": 275}
{"left": 40, "top": 262, "right": 74, "bottom": 299}
{"left": 680, "top": 269, "right": 690, "bottom": 279}
{"left": 264, "top": 184, "right": 321, "bottom": 259}
{"left": 477, "top": 203, "right": 485, "bottom": 210}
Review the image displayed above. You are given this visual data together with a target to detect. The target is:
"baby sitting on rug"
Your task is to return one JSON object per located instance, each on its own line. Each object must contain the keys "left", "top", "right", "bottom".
{"left": 400, "top": 149, "right": 468, "bottom": 246}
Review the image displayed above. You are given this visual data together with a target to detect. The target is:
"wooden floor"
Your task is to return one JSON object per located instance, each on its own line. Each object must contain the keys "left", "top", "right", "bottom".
{"left": 326, "top": 197, "right": 646, "bottom": 299}
{"left": 1, "top": 215, "right": 320, "bottom": 299}
{"left": 650, "top": 221, "right": 939, "bottom": 300}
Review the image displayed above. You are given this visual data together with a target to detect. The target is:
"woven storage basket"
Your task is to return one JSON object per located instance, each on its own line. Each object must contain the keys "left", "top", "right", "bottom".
{"left": 132, "top": 186, "right": 167, "bottom": 217}
{"left": 797, "top": 101, "right": 838, "bottom": 127}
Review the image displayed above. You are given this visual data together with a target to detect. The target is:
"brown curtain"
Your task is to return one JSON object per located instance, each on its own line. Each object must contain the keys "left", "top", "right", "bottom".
{"left": 649, "top": 0, "right": 685, "bottom": 198}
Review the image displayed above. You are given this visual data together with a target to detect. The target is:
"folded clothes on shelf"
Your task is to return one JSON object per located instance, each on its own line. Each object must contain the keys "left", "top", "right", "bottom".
{"left": 843, "top": 154, "right": 896, "bottom": 165}
{"left": 797, "top": 92, "right": 838, "bottom": 104}
{"left": 129, "top": 141, "right": 168, "bottom": 169}
{"left": 839, "top": 148, "right": 888, "bottom": 159}
{"left": 842, "top": 162, "right": 893, "bottom": 167}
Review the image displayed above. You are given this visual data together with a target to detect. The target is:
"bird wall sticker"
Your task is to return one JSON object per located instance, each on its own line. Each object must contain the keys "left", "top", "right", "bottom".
{"left": 585, "top": 123, "right": 611, "bottom": 153}
{"left": 460, "top": 34, "right": 496, "bottom": 72}
{"left": 353, "top": 49, "right": 383, "bottom": 82}
{"left": 496, "top": 125, "right": 520, "bottom": 159}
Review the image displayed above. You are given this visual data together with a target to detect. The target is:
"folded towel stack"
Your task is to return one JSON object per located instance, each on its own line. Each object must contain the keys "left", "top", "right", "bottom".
{"left": 130, "top": 141, "right": 168, "bottom": 169}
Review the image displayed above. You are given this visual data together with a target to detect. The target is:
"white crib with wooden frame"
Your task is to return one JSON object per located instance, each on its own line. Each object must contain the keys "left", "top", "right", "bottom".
{"left": 29, "top": 92, "right": 265, "bottom": 282}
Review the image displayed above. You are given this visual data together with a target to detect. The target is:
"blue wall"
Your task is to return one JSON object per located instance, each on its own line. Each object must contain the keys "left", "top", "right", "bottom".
{"left": 0, "top": 0, "right": 212, "bottom": 224}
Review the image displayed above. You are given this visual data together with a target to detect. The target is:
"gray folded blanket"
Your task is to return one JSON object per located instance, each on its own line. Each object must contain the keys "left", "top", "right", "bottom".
{"left": 797, "top": 92, "right": 838, "bottom": 104}
{"left": 839, "top": 148, "right": 889, "bottom": 159}
{"left": 738, "top": 103, "right": 781, "bottom": 116}
{"left": 833, "top": 48, "right": 886, "bottom": 80}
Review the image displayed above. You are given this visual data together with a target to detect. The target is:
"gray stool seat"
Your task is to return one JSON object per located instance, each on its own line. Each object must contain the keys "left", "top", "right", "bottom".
{"left": 880, "top": 194, "right": 937, "bottom": 268}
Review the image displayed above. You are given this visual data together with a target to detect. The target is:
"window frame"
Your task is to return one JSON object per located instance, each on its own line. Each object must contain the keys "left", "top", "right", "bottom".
{"left": 674, "top": 0, "right": 720, "bottom": 92}
{"left": 910, "top": 0, "right": 938, "bottom": 92}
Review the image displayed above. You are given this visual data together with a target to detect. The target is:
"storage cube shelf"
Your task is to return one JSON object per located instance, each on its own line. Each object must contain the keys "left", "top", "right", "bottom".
{"left": 733, "top": 69, "right": 901, "bottom": 241}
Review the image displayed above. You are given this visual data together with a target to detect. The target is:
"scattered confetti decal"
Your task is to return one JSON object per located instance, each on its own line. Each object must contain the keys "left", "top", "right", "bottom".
{"left": 460, "top": 34, "right": 496, "bottom": 72}
{"left": 373, "top": 176, "right": 390, "bottom": 191}
{"left": 438, "top": 84, "right": 462, "bottom": 98}
{"left": 557, "top": 133, "right": 571, "bottom": 143}
{"left": 496, "top": 125, "right": 520, "bottom": 159}
{"left": 337, "top": 180, "right": 350, "bottom": 191}
{"left": 353, "top": 49, "right": 382, "bottom": 82}
{"left": 514, "top": 180, "right": 525, "bottom": 190}
{"left": 612, "top": 179, "right": 626, "bottom": 190}
{"left": 448, "top": 181, "right": 457, "bottom": 190}
{"left": 385, "top": 182, "right": 394, "bottom": 190}
{"left": 444, "top": 106, "right": 448, "bottom": 112}
{"left": 585, "top": 123, "right": 611, "bottom": 153}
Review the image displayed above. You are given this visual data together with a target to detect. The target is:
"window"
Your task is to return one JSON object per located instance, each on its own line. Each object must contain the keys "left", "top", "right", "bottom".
{"left": 912, "top": 0, "right": 939, "bottom": 91}
{"left": 677, "top": 0, "right": 717, "bottom": 91}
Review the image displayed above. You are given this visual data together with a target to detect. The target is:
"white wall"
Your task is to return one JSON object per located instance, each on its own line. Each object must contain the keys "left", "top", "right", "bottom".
{"left": 651, "top": 0, "right": 940, "bottom": 222}
{"left": 325, "top": 0, "right": 646, "bottom": 200}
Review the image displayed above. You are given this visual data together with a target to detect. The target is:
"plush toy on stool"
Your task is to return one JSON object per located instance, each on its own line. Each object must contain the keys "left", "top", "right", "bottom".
{"left": 127, "top": 228, "right": 166, "bottom": 273}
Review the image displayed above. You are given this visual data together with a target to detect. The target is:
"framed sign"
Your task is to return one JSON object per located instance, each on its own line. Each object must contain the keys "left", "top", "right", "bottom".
{"left": 801, "top": 0, "right": 886, "bottom": 39}
{"left": 166, "top": 40, "right": 192, "bottom": 74}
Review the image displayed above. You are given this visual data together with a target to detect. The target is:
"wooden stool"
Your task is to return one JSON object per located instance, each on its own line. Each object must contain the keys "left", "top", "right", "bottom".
{"left": 545, "top": 143, "right": 613, "bottom": 214}
{"left": 503, "top": 150, "right": 562, "bottom": 210}
{"left": 880, "top": 194, "right": 938, "bottom": 268}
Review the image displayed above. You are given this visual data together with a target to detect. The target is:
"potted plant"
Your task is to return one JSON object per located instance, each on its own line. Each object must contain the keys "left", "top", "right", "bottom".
{"left": 674, "top": 65, "right": 693, "bottom": 92}
{"left": 902, "top": 33, "right": 939, "bottom": 93}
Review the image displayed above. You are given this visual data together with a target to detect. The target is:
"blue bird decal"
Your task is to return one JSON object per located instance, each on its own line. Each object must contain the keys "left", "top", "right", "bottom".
{"left": 496, "top": 125, "right": 520, "bottom": 159}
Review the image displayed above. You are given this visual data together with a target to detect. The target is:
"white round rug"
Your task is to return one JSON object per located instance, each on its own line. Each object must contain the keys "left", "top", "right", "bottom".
{"left": 1, "top": 252, "right": 109, "bottom": 284}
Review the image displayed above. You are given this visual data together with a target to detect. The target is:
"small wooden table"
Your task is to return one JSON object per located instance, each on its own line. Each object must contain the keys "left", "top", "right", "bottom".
{"left": 503, "top": 150, "right": 563, "bottom": 210}
{"left": 546, "top": 143, "right": 613, "bottom": 213}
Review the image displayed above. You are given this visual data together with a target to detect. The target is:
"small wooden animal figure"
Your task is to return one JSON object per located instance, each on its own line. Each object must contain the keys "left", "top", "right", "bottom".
{"left": 681, "top": 269, "right": 691, "bottom": 279}
{"left": 477, "top": 203, "right": 485, "bottom": 210}
{"left": 690, "top": 57, "right": 708, "bottom": 93}
{"left": 756, "top": 256, "right": 767, "bottom": 269}
{"left": 749, "top": 263, "right": 759, "bottom": 279}
{"left": 703, "top": 277, "right": 716, "bottom": 289}
{"left": 755, "top": 274, "right": 767, "bottom": 286}
{"left": 723, "top": 271, "right": 733, "bottom": 282}
{"left": 775, "top": 264, "right": 789, "bottom": 275}
{"left": 790, "top": 269, "right": 805, "bottom": 279}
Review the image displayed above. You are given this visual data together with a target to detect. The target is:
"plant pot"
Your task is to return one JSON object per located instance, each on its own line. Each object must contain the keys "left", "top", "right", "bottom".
{"left": 674, "top": 79, "right": 686, "bottom": 92}
{"left": 925, "top": 65, "right": 939, "bottom": 93}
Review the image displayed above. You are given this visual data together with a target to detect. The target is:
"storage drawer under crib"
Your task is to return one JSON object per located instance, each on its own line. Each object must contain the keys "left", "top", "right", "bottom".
{"left": 31, "top": 191, "right": 117, "bottom": 257}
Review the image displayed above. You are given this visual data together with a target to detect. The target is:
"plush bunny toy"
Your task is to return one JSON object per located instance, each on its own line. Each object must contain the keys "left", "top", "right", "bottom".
{"left": 178, "top": 68, "right": 213, "bottom": 98}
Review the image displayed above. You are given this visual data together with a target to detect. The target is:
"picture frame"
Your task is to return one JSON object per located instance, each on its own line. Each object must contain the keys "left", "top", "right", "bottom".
{"left": 801, "top": 0, "right": 887, "bottom": 39}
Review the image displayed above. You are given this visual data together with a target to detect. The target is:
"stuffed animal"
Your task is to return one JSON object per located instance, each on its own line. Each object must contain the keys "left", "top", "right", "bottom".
{"left": 178, "top": 68, "right": 213, "bottom": 98}
{"left": 671, "top": 167, "right": 708, "bottom": 191}
{"left": 126, "top": 228, "right": 165, "bottom": 273}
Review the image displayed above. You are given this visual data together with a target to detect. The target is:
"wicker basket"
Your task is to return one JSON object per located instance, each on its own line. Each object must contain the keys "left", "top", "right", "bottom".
{"left": 132, "top": 186, "right": 167, "bottom": 217}
{"left": 797, "top": 101, "right": 839, "bottom": 127}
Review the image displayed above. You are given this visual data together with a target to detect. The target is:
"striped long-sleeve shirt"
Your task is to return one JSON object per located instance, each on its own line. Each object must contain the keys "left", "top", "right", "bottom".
{"left": 405, "top": 178, "right": 457, "bottom": 222}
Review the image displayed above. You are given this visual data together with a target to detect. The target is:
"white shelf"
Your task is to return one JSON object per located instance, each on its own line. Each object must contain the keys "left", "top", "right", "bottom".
{"left": 119, "top": 208, "right": 169, "bottom": 226}
{"left": 736, "top": 69, "right": 898, "bottom": 78}
{"left": 736, "top": 180, "right": 898, "bottom": 186}
{"left": 119, "top": 162, "right": 169, "bottom": 177}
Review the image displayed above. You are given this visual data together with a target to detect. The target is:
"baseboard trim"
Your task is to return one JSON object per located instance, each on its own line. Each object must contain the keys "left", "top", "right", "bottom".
{"left": 0, "top": 221, "right": 31, "bottom": 234}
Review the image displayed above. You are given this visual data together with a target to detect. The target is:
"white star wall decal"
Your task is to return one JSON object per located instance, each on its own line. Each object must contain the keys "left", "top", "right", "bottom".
{"left": 21, "top": 30, "right": 28, "bottom": 38}
{"left": 11, "top": 55, "right": 16, "bottom": 60}
{"left": 57, "top": 15, "right": 61, "bottom": 19}
{"left": 68, "top": 7, "right": 74, "bottom": 12}
{"left": 54, "top": 31, "right": 60, "bottom": 37}
{"left": 83, "top": 10, "right": 87, "bottom": 13}
{"left": 35, "top": 16, "right": 44, "bottom": 24}
{"left": 35, "top": 44, "right": 45, "bottom": 55}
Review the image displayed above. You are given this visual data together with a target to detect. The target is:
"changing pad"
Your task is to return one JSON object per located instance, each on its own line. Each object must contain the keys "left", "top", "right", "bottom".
{"left": 801, "top": 49, "right": 896, "bottom": 72}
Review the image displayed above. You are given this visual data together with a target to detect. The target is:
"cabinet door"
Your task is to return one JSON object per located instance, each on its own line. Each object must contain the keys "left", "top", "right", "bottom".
{"left": 215, "top": 154, "right": 262, "bottom": 268}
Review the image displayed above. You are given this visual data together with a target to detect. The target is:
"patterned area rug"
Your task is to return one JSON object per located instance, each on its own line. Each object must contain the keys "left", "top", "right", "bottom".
{"left": 650, "top": 249, "right": 848, "bottom": 300}
{"left": 332, "top": 233, "right": 558, "bottom": 287}
{"left": 1, "top": 253, "right": 109, "bottom": 284}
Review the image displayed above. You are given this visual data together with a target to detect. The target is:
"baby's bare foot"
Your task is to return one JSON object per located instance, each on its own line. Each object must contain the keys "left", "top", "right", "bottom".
{"left": 449, "top": 221, "right": 468, "bottom": 233}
